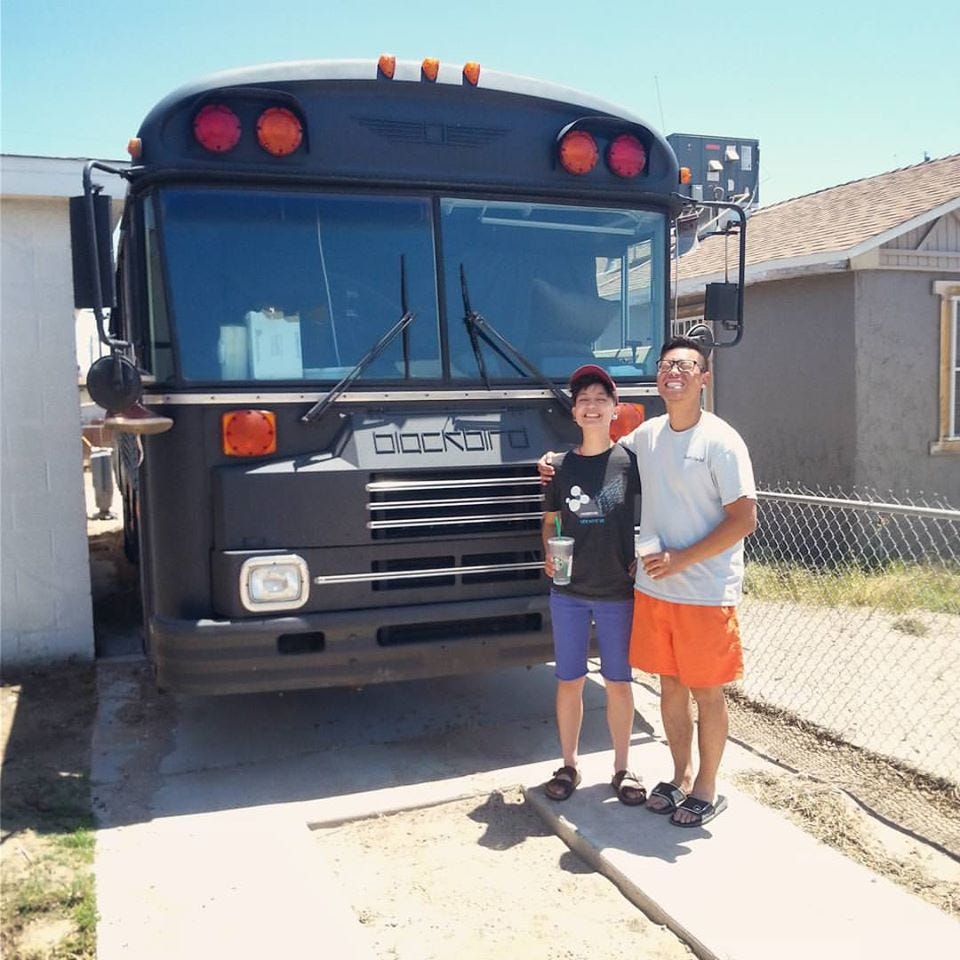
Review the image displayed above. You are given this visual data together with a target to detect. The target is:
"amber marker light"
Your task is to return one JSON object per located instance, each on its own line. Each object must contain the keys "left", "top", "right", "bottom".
{"left": 679, "top": 166, "right": 693, "bottom": 185}
{"left": 610, "top": 402, "right": 645, "bottom": 442}
{"left": 558, "top": 130, "right": 598, "bottom": 175}
{"left": 256, "top": 107, "right": 303, "bottom": 157}
{"left": 222, "top": 410, "right": 277, "bottom": 457}
{"left": 127, "top": 138, "right": 142, "bottom": 160}
{"left": 421, "top": 57, "right": 440, "bottom": 81}
{"left": 463, "top": 61, "right": 481, "bottom": 86}
{"left": 378, "top": 54, "right": 396, "bottom": 79}
{"left": 193, "top": 104, "right": 241, "bottom": 153}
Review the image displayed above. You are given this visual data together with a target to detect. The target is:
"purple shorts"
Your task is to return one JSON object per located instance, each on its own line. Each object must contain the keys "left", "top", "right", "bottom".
{"left": 549, "top": 590, "right": 634, "bottom": 682}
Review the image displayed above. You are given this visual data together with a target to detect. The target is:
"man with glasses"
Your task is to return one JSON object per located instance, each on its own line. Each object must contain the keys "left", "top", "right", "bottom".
{"left": 538, "top": 335, "right": 756, "bottom": 829}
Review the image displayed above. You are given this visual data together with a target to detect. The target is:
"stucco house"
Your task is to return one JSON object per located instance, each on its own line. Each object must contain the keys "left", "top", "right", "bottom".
{"left": 678, "top": 153, "right": 960, "bottom": 506}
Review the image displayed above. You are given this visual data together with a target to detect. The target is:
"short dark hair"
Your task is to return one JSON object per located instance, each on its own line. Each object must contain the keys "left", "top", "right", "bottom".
{"left": 659, "top": 335, "right": 710, "bottom": 370}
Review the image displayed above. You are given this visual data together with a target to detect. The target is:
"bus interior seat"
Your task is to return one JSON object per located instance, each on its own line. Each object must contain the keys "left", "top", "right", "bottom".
{"left": 524, "top": 279, "right": 618, "bottom": 369}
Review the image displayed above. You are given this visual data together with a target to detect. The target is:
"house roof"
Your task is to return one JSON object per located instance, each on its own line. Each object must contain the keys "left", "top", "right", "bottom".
{"left": 677, "top": 152, "right": 960, "bottom": 285}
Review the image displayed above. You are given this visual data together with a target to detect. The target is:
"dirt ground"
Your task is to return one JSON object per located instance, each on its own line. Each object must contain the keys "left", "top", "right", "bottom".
{"left": 315, "top": 790, "right": 695, "bottom": 960}
{"left": 1, "top": 665, "right": 97, "bottom": 960}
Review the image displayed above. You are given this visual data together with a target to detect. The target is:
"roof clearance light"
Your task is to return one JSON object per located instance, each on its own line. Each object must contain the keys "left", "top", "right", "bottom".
{"left": 606, "top": 134, "right": 647, "bottom": 178}
{"left": 127, "top": 138, "right": 142, "bottom": 160}
{"left": 679, "top": 166, "right": 693, "bottom": 185}
{"left": 256, "top": 107, "right": 303, "bottom": 157}
{"left": 558, "top": 130, "right": 598, "bottom": 175}
{"left": 378, "top": 54, "right": 396, "bottom": 79}
{"left": 222, "top": 410, "right": 277, "bottom": 457}
{"left": 463, "top": 61, "right": 481, "bottom": 86}
{"left": 421, "top": 57, "right": 440, "bottom": 82}
{"left": 193, "top": 104, "right": 242, "bottom": 153}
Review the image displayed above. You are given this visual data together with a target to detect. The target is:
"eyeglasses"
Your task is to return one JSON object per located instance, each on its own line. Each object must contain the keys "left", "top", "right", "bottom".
{"left": 656, "top": 358, "right": 704, "bottom": 374}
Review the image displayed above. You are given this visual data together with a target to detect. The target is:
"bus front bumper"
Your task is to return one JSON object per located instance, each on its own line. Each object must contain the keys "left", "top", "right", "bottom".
{"left": 149, "top": 594, "right": 553, "bottom": 695}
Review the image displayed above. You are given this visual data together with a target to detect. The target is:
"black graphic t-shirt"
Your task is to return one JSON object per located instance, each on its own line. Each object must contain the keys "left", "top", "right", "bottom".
{"left": 543, "top": 445, "right": 640, "bottom": 599}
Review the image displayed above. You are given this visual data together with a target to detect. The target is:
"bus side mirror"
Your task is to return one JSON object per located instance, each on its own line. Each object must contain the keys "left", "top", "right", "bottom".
{"left": 704, "top": 282, "right": 739, "bottom": 327}
{"left": 69, "top": 193, "right": 115, "bottom": 310}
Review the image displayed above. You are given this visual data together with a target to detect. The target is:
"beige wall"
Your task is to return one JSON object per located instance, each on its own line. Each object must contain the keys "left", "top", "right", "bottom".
{"left": 713, "top": 273, "right": 857, "bottom": 489}
{"left": 854, "top": 269, "right": 960, "bottom": 504}
{"left": 1, "top": 155, "right": 126, "bottom": 671}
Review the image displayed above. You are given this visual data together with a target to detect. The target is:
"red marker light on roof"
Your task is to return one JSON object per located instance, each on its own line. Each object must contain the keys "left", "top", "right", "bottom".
{"left": 194, "top": 104, "right": 241, "bottom": 153}
{"left": 256, "top": 107, "right": 303, "bottom": 156}
{"left": 378, "top": 54, "right": 396, "bottom": 79}
{"left": 606, "top": 134, "right": 646, "bottom": 178}
{"left": 421, "top": 58, "right": 440, "bottom": 81}
{"left": 463, "top": 62, "right": 481, "bottom": 86}
{"left": 558, "top": 130, "right": 598, "bottom": 175}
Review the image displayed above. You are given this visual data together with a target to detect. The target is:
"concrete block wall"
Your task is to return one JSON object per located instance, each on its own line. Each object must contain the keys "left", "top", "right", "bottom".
{"left": 1, "top": 156, "right": 127, "bottom": 671}
{"left": 1, "top": 197, "right": 94, "bottom": 668}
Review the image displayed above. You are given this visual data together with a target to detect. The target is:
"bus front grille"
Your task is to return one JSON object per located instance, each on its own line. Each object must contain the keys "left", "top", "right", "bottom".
{"left": 366, "top": 467, "right": 543, "bottom": 541}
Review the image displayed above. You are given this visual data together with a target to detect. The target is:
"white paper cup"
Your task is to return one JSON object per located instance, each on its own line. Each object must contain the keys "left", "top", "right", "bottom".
{"left": 634, "top": 534, "right": 662, "bottom": 558}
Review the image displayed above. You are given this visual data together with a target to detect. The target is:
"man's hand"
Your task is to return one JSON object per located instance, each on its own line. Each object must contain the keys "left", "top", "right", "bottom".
{"left": 642, "top": 497, "right": 756, "bottom": 580}
{"left": 641, "top": 549, "right": 689, "bottom": 580}
{"left": 537, "top": 452, "right": 558, "bottom": 486}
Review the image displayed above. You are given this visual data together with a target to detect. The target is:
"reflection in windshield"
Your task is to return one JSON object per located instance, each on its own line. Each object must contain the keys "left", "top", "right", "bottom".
{"left": 152, "top": 189, "right": 665, "bottom": 385}
{"left": 157, "top": 189, "right": 439, "bottom": 382}
{"left": 441, "top": 200, "right": 665, "bottom": 379}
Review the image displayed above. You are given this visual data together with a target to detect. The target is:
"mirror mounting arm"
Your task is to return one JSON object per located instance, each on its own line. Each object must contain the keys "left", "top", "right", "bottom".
{"left": 673, "top": 196, "right": 747, "bottom": 349}
{"left": 81, "top": 161, "right": 132, "bottom": 354}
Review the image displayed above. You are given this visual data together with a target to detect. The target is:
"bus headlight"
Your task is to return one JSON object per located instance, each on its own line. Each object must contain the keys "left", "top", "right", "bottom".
{"left": 239, "top": 555, "right": 309, "bottom": 612}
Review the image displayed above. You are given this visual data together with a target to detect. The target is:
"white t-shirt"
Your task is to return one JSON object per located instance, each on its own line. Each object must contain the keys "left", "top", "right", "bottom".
{"left": 620, "top": 411, "right": 756, "bottom": 606}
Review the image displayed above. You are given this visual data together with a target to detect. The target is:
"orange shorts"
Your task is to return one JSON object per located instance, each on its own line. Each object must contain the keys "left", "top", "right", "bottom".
{"left": 629, "top": 591, "right": 743, "bottom": 687}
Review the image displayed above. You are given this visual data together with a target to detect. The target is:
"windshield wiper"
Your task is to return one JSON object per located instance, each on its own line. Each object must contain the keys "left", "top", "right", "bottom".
{"left": 302, "top": 257, "right": 415, "bottom": 423}
{"left": 459, "top": 265, "right": 572, "bottom": 413}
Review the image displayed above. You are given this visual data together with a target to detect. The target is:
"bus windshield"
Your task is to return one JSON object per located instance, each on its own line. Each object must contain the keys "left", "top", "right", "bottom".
{"left": 152, "top": 187, "right": 666, "bottom": 384}
{"left": 442, "top": 199, "right": 665, "bottom": 380}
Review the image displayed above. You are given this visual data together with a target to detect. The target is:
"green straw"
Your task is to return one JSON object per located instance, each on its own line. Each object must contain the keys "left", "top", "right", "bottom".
{"left": 554, "top": 516, "right": 562, "bottom": 538}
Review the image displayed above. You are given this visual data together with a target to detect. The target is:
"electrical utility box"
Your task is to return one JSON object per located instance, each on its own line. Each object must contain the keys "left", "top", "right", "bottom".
{"left": 668, "top": 133, "right": 760, "bottom": 207}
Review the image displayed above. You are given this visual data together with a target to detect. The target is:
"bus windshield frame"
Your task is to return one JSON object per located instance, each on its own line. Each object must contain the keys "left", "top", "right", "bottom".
{"left": 143, "top": 184, "right": 669, "bottom": 387}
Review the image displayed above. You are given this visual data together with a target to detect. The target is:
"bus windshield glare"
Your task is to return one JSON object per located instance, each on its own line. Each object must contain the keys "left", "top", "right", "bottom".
{"left": 151, "top": 188, "right": 666, "bottom": 384}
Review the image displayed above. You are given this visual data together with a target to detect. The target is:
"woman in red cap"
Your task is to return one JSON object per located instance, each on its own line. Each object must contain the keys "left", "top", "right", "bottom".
{"left": 540, "top": 364, "right": 645, "bottom": 805}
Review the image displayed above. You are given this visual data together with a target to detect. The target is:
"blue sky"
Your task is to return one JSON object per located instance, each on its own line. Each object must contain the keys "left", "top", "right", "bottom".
{"left": 2, "top": 0, "right": 958, "bottom": 206}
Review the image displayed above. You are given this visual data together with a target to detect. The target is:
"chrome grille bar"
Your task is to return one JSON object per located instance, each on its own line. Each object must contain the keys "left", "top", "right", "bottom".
{"left": 368, "top": 494, "right": 542, "bottom": 511}
{"left": 313, "top": 559, "right": 543, "bottom": 585}
{"left": 367, "top": 476, "right": 541, "bottom": 492}
{"left": 367, "top": 512, "right": 542, "bottom": 530}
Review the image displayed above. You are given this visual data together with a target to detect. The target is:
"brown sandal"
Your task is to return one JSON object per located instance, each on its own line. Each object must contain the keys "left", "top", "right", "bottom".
{"left": 611, "top": 770, "right": 647, "bottom": 806}
{"left": 544, "top": 765, "right": 581, "bottom": 801}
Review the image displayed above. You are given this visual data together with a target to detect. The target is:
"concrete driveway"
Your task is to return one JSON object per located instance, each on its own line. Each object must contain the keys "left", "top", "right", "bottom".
{"left": 91, "top": 656, "right": 960, "bottom": 959}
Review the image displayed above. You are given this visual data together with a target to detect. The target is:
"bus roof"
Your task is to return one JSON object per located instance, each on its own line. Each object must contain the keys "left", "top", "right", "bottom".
{"left": 141, "top": 58, "right": 655, "bottom": 132}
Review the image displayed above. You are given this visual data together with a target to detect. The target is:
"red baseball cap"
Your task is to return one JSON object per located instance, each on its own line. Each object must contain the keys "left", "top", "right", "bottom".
{"left": 568, "top": 364, "right": 617, "bottom": 400}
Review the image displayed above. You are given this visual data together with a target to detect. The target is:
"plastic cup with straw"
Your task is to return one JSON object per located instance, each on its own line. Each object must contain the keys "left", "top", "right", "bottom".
{"left": 548, "top": 516, "right": 574, "bottom": 585}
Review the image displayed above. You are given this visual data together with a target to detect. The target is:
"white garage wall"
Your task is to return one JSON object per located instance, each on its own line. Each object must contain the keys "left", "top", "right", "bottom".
{"left": 1, "top": 155, "right": 126, "bottom": 671}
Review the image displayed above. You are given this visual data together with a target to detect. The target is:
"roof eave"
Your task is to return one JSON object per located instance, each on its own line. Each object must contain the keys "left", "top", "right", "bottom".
{"left": 678, "top": 194, "right": 960, "bottom": 293}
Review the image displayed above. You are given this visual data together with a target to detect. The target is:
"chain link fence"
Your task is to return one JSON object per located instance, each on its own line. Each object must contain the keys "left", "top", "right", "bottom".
{"left": 717, "top": 484, "right": 960, "bottom": 854}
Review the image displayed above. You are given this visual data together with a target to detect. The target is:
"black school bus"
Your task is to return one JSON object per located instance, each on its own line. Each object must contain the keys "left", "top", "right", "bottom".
{"left": 72, "top": 57, "right": 745, "bottom": 694}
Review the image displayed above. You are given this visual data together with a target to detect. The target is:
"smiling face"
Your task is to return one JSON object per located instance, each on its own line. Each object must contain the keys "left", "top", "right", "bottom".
{"left": 656, "top": 346, "right": 710, "bottom": 404}
{"left": 571, "top": 381, "right": 617, "bottom": 433}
